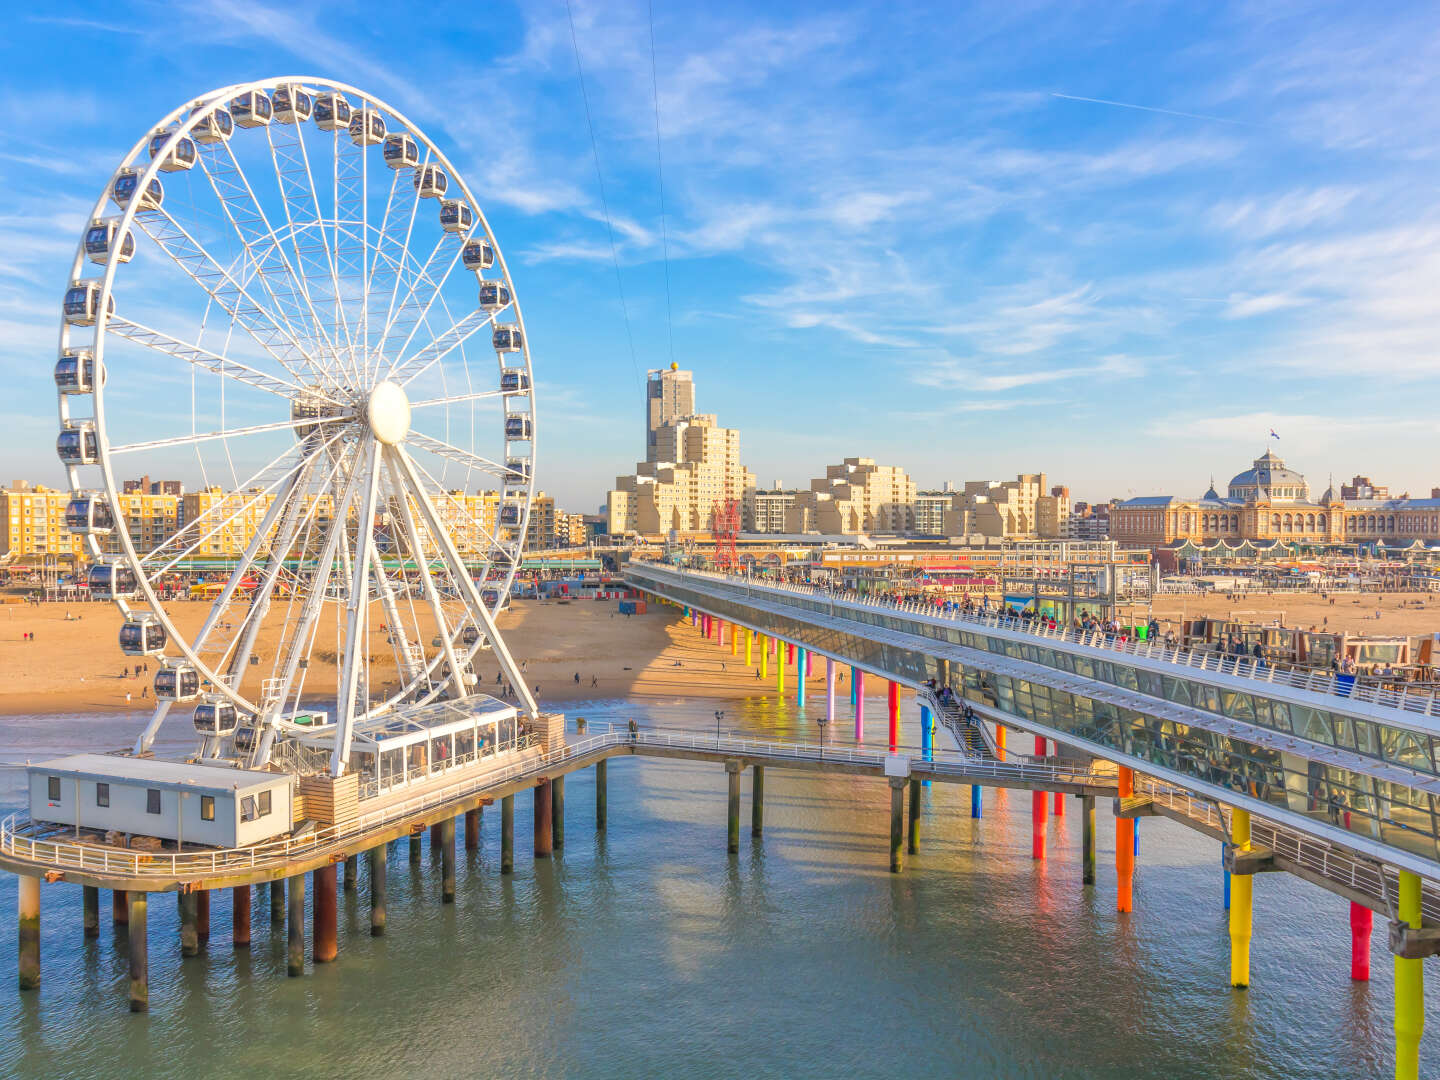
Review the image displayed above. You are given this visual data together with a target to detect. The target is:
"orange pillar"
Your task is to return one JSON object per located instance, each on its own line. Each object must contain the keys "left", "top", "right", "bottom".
{"left": 994, "top": 724, "right": 1006, "bottom": 761}
{"left": 1116, "top": 765, "right": 1135, "bottom": 912}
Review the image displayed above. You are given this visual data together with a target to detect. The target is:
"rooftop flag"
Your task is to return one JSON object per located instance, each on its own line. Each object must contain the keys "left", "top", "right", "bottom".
{"left": 1269, "top": 428, "right": 1280, "bottom": 439}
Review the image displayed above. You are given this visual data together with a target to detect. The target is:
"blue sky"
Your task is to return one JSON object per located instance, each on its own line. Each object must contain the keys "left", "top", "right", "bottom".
{"left": 4, "top": 1, "right": 1440, "bottom": 511}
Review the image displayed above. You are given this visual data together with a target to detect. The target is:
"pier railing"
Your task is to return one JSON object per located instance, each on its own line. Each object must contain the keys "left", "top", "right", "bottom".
{"left": 631, "top": 564, "right": 1440, "bottom": 719}
{"left": 0, "top": 726, "right": 1107, "bottom": 882}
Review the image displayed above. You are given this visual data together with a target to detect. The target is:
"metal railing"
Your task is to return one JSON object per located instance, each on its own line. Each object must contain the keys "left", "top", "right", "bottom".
{"left": 0, "top": 725, "right": 1110, "bottom": 882}
{"left": 631, "top": 565, "right": 1440, "bottom": 719}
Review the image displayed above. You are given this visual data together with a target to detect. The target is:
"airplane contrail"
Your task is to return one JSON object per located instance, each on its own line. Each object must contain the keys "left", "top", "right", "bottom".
{"left": 1050, "top": 92, "right": 1258, "bottom": 127}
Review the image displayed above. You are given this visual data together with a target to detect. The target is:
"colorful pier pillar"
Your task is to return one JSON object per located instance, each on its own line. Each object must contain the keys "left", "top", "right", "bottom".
{"left": 1116, "top": 766, "right": 1135, "bottom": 913}
{"left": 796, "top": 648, "right": 807, "bottom": 707}
{"left": 1395, "top": 870, "right": 1424, "bottom": 1080}
{"left": 806, "top": 651, "right": 813, "bottom": 678}
{"left": 855, "top": 671, "right": 866, "bottom": 741}
{"left": 760, "top": 635, "right": 768, "bottom": 679}
{"left": 850, "top": 666, "right": 858, "bottom": 707}
{"left": 787, "top": 642, "right": 795, "bottom": 666}
{"left": 887, "top": 680, "right": 900, "bottom": 753}
{"left": 1229, "top": 807, "right": 1252, "bottom": 989}
{"left": 1350, "top": 902, "right": 1372, "bottom": 981}
{"left": 826, "top": 659, "right": 836, "bottom": 727}
{"left": 744, "top": 628, "right": 753, "bottom": 666}
{"left": 1052, "top": 740, "right": 1064, "bottom": 818}
{"left": 1222, "top": 843, "right": 1231, "bottom": 910}
{"left": 920, "top": 703, "right": 933, "bottom": 767}
{"left": 995, "top": 724, "right": 1006, "bottom": 761}
{"left": 776, "top": 642, "right": 786, "bottom": 696}
{"left": 730, "top": 624, "right": 739, "bottom": 656}
{"left": 1031, "top": 736, "right": 1047, "bottom": 860}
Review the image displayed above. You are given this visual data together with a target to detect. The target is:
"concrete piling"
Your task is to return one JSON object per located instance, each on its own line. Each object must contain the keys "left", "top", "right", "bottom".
{"left": 127, "top": 892, "right": 148, "bottom": 1012}
{"left": 287, "top": 874, "right": 305, "bottom": 977}
{"left": 726, "top": 760, "right": 741, "bottom": 853}
{"left": 18, "top": 875, "right": 39, "bottom": 990}
{"left": 1081, "top": 795, "right": 1096, "bottom": 885}
{"left": 232, "top": 885, "right": 251, "bottom": 948}
{"left": 908, "top": 777, "right": 921, "bottom": 854}
{"left": 465, "top": 808, "right": 480, "bottom": 851}
{"left": 534, "top": 780, "right": 554, "bottom": 858}
{"left": 441, "top": 818, "right": 456, "bottom": 903}
{"left": 269, "top": 879, "right": 284, "bottom": 922}
{"left": 595, "top": 760, "right": 608, "bottom": 831}
{"left": 83, "top": 885, "right": 99, "bottom": 939}
{"left": 314, "top": 864, "right": 337, "bottom": 963}
{"left": 369, "top": 846, "right": 387, "bottom": 935}
{"left": 501, "top": 794, "right": 515, "bottom": 874}
{"left": 112, "top": 888, "right": 128, "bottom": 927}
{"left": 751, "top": 765, "right": 764, "bottom": 838}
{"left": 179, "top": 891, "right": 199, "bottom": 957}
{"left": 889, "top": 777, "right": 905, "bottom": 873}
{"left": 552, "top": 775, "right": 566, "bottom": 851}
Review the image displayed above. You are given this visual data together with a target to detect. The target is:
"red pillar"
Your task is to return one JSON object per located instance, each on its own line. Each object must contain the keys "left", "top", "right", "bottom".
{"left": 1032, "top": 736, "right": 1047, "bottom": 859}
{"left": 1350, "top": 902, "right": 1373, "bottom": 980}
{"left": 787, "top": 642, "right": 795, "bottom": 665}
{"left": 887, "top": 680, "right": 900, "bottom": 753}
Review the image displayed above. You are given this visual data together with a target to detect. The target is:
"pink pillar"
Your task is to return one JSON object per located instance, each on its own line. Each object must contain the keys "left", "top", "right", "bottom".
{"left": 1350, "top": 902, "right": 1373, "bottom": 980}
{"left": 806, "top": 652, "right": 813, "bottom": 677}
{"left": 1032, "top": 736, "right": 1047, "bottom": 859}
{"left": 715, "top": 618, "right": 723, "bottom": 642}
{"left": 855, "top": 671, "right": 866, "bottom": 741}
{"left": 825, "top": 659, "right": 835, "bottom": 727}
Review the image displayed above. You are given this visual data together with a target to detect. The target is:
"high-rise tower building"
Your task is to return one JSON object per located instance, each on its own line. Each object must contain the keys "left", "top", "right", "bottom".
{"left": 646, "top": 364, "right": 695, "bottom": 463}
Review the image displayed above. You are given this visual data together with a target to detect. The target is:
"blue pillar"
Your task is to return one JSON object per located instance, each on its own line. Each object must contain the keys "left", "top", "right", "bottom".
{"left": 1222, "top": 842, "right": 1231, "bottom": 910}
{"left": 920, "top": 704, "right": 932, "bottom": 789}
{"left": 1133, "top": 818, "right": 1140, "bottom": 856}
{"left": 796, "top": 648, "right": 806, "bottom": 708}
{"left": 970, "top": 785, "right": 982, "bottom": 819}
{"left": 850, "top": 666, "right": 858, "bottom": 706}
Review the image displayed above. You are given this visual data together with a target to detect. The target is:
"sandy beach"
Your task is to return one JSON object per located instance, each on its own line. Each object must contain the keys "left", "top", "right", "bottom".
{"left": 0, "top": 598, "right": 827, "bottom": 716}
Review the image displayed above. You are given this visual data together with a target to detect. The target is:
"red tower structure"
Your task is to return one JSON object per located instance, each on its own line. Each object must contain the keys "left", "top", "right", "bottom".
{"left": 711, "top": 498, "right": 741, "bottom": 571}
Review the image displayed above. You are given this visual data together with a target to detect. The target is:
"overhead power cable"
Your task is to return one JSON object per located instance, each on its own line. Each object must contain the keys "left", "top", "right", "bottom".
{"left": 564, "top": 0, "right": 641, "bottom": 388}
{"left": 647, "top": 0, "right": 677, "bottom": 367}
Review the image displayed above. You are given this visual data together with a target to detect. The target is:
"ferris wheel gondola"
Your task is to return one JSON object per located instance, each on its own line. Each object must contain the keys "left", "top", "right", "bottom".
{"left": 55, "top": 77, "right": 540, "bottom": 779}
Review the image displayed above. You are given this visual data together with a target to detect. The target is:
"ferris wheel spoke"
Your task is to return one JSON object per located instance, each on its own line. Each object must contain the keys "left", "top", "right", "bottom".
{"left": 266, "top": 122, "right": 357, "bottom": 376}
{"left": 195, "top": 140, "right": 343, "bottom": 382}
{"left": 375, "top": 157, "right": 428, "bottom": 382}
{"left": 388, "top": 308, "right": 499, "bottom": 386}
{"left": 106, "top": 315, "right": 319, "bottom": 402}
{"left": 389, "top": 444, "right": 536, "bottom": 716}
{"left": 333, "top": 437, "right": 383, "bottom": 776}
{"left": 107, "top": 413, "right": 348, "bottom": 457}
{"left": 406, "top": 431, "right": 511, "bottom": 480}
{"left": 382, "top": 230, "right": 477, "bottom": 373}
{"left": 130, "top": 209, "right": 319, "bottom": 384}
{"left": 361, "top": 168, "right": 414, "bottom": 383}
{"left": 403, "top": 448, "right": 519, "bottom": 569}
{"left": 410, "top": 388, "right": 506, "bottom": 409}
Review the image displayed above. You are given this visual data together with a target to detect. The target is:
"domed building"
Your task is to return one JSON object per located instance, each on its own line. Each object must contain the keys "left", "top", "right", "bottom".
{"left": 1111, "top": 450, "right": 1440, "bottom": 552}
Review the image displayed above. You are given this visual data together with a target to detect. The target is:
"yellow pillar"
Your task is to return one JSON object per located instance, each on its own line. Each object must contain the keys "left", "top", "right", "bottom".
{"left": 759, "top": 635, "right": 768, "bottom": 678}
{"left": 777, "top": 642, "right": 785, "bottom": 696}
{"left": 1229, "top": 807, "right": 1252, "bottom": 989}
{"left": 1395, "top": 869, "right": 1424, "bottom": 1080}
{"left": 730, "top": 626, "right": 738, "bottom": 657}
{"left": 744, "top": 628, "right": 753, "bottom": 666}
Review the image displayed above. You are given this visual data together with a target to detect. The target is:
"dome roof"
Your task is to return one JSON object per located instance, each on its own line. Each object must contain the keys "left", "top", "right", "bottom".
{"left": 1228, "top": 449, "right": 1309, "bottom": 500}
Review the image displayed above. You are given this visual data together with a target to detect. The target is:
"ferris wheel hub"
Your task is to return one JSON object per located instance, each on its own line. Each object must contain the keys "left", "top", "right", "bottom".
{"left": 365, "top": 379, "right": 411, "bottom": 445}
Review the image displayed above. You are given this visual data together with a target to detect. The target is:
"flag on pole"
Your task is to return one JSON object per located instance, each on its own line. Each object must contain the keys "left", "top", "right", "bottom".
{"left": 1269, "top": 428, "right": 1280, "bottom": 439}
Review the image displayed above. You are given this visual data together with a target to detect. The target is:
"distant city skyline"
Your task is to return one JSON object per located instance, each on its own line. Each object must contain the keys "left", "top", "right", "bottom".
{"left": 4, "top": 2, "right": 1440, "bottom": 510}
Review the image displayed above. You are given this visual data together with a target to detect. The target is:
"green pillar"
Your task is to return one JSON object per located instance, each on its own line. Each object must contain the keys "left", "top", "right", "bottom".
{"left": 369, "top": 845, "right": 387, "bottom": 935}
{"left": 501, "top": 794, "right": 515, "bottom": 874}
{"left": 1081, "top": 795, "right": 1097, "bottom": 886}
{"left": 889, "top": 778, "right": 905, "bottom": 873}
{"left": 286, "top": 874, "right": 305, "bottom": 977}
{"left": 908, "top": 777, "right": 921, "bottom": 854}
{"left": 726, "top": 760, "right": 742, "bottom": 853}
{"left": 441, "top": 817, "right": 456, "bottom": 903}
{"left": 751, "top": 764, "right": 765, "bottom": 838}
{"left": 83, "top": 885, "right": 99, "bottom": 939}
{"left": 128, "top": 893, "right": 148, "bottom": 1012}
{"left": 595, "top": 759, "right": 608, "bottom": 831}
{"left": 552, "top": 774, "right": 566, "bottom": 851}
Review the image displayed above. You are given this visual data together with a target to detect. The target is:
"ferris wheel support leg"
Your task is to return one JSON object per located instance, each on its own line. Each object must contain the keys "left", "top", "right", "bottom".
{"left": 133, "top": 700, "right": 174, "bottom": 757}
{"left": 388, "top": 445, "right": 538, "bottom": 718}
{"left": 332, "top": 440, "right": 382, "bottom": 778}
{"left": 386, "top": 464, "right": 466, "bottom": 700}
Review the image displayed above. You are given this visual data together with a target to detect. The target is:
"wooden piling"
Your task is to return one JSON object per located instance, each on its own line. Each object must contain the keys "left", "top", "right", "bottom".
{"left": 1081, "top": 795, "right": 1097, "bottom": 886}
{"left": 908, "top": 777, "right": 921, "bottom": 854}
{"left": 269, "top": 879, "right": 284, "bottom": 922}
{"left": 726, "top": 760, "right": 742, "bottom": 853}
{"left": 889, "top": 778, "right": 905, "bottom": 872}
{"left": 112, "top": 888, "right": 128, "bottom": 926}
{"left": 552, "top": 775, "right": 565, "bottom": 851}
{"left": 196, "top": 889, "right": 210, "bottom": 946}
{"left": 534, "top": 780, "right": 553, "bottom": 858}
{"left": 465, "top": 808, "right": 480, "bottom": 851}
{"left": 233, "top": 885, "right": 252, "bottom": 948}
{"left": 409, "top": 831, "right": 423, "bottom": 864}
{"left": 179, "top": 891, "right": 199, "bottom": 957}
{"left": 501, "top": 794, "right": 515, "bottom": 874}
{"left": 441, "top": 817, "right": 456, "bottom": 903}
{"left": 344, "top": 855, "right": 358, "bottom": 891}
{"left": 751, "top": 765, "right": 764, "bottom": 837}
{"left": 313, "top": 864, "right": 337, "bottom": 963}
{"left": 127, "top": 892, "right": 148, "bottom": 1013}
{"left": 369, "top": 846, "right": 387, "bottom": 936}
{"left": 17, "top": 875, "right": 39, "bottom": 990}
{"left": 83, "top": 885, "right": 99, "bottom": 939}
{"left": 287, "top": 874, "right": 305, "bottom": 977}
{"left": 595, "top": 759, "right": 607, "bottom": 831}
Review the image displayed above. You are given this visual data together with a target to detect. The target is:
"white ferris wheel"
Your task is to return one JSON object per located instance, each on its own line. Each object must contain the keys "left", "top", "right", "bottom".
{"left": 54, "top": 77, "right": 539, "bottom": 778}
